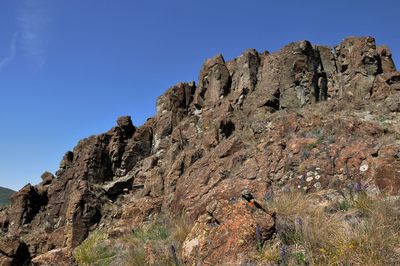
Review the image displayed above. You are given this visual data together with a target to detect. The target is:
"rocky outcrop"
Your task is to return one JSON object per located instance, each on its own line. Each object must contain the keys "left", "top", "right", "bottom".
{"left": 182, "top": 198, "right": 275, "bottom": 265}
{"left": 193, "top": 55, "right": 231, "bottom": 108}
{"left": 103, "top": 174, "right": 134, "bottom": 197}
{"left": 7, "top": 184, "right": 46, "bottom": 233}
{"left": 154, "top": 82, "right": 195, "bottom": 152}
{"left": 335, "top": 37, "right": 380, "bottom": 98}
{"left": 31, "top": 248, "right": 73, "bottom": 266}
{"left": 0, "top": 115, "right": 154, "bottom": 263}
{"left": 0, "top": 36, "right": 399, "bottom": 264}
{"left": 0, "top": 236, "right": 30, "bottom": 265}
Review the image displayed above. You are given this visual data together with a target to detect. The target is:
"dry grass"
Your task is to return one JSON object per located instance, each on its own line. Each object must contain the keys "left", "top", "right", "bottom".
{"left": 122, "top": 214, "right": 194, "bottom": 266}
{"left": 268, "top": 191, "right": 315, "bottom": 217}
{"left": 75, "top": 192, "right": 400, "bottom": 265}
{"left": 74, "top": 213, "right": 193, "bottom": 266}
{"left": 257, "top": 241, "right": 281, "bottom": 264}
{"left": 263, "top": 191, "right": 400, "bottom": 265}
{"left": 343, "top": 194, "right": 400, "bottom": 265}
{"left": 167, "top": 215, "right": 193, "bottom": 247}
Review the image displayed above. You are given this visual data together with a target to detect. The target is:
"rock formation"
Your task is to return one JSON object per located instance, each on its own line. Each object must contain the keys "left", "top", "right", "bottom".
{"left": 0, "top": 36, "right": 399, "bottom": 265}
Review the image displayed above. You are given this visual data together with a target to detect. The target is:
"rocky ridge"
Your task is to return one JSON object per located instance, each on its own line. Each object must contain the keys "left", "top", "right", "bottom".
{"left": 0, "top": 36, "right": 399, "bottom": 265}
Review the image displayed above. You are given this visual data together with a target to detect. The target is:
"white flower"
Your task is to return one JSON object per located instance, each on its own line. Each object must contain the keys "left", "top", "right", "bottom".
{"left": 360, "top": 164, "right": 369, "bottom": 172}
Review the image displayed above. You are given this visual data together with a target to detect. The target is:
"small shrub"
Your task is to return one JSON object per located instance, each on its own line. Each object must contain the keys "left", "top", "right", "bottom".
{"left": 300, "top": 149, "right": 310, "bottom": 161}
{"left": 352, "top": 192, "right": 375, "bottom": 215}
{"left": 337, "top": 199, "right": 351, "bottom": 212}
{"left": 311, "top": 128, "right": 324, "bottom": 141}
{"left": 257, "top": 242, "right": 280, "bottom": 264}
{"left": 292, "top": 251, "right": 307, "bottom": 265}
{"left": 304, "top": 142, "right": 318, "bottom": 151}
{"left": 132, "top": 223, "right": 170, "bottom": 241}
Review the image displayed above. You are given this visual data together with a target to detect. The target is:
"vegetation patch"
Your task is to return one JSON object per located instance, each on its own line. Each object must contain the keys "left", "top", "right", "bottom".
{"left": 74, "top": 232, "right": 116, "bottom": 266}
{"left": 257, "top": 191, "right": 400, "bottom": 265}
{"left": 74, "top": 214, "right": 193, "bottom": 265}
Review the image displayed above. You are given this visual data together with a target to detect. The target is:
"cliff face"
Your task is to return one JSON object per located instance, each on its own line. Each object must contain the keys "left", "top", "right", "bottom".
{"left": 1, "top": 36, "right": 399, "bottom": 265}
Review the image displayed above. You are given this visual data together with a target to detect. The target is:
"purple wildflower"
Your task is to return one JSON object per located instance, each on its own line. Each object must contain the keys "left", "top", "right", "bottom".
{"left": 280, "top": 244, "right": 288, "bottom": 263}
{"left": 295, "top": 217, "right": 303, "bottom": 227}
{"left": 256, "top": 225, "right": 262, "bottom": 250}
{"left": 265, "top": 186, "right": 274, "bottom": 202}
{"left": 295, "top": 217, "right": 304, "bottom": 235}
{"left": 354, "top": 180, "right": 362, "bottom": 193}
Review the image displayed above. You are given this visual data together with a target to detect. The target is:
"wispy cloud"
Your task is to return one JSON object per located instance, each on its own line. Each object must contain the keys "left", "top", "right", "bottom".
{"left": 0, "top": 32, "right": 18, "bottom": 72}
{"left": 17, "top": 0, "right": 51, "bottom": 69}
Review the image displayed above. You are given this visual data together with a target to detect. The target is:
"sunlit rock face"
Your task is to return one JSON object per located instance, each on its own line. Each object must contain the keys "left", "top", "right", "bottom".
{"left": 0, "top": 36, "right": 399, "bottom": 265}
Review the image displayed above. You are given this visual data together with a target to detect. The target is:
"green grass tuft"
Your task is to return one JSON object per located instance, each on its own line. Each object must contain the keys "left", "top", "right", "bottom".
{"left": 74, "top": 232, "right": 116, "bottom": 266}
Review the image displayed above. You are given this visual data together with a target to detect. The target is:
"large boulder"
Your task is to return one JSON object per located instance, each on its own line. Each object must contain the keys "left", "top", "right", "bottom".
{"left": 40, "top": 171, "right": 55, "bottom": 186}
{"left": 182, "top": 199, "right": 275, "bottom": 265}
{"left": 117, "top": 115, "right": 136, "bottom": 138}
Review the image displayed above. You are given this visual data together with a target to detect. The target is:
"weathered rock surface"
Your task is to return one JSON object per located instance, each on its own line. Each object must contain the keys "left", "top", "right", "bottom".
{"left": 182, "top": 198, "right": 274, "bottom": 265}
{"left": 40, "top": 172, "right": 54, "bottom": 186}
{"left": 31, "top": 248, "right": 73, "bottom": 266}
{"left": 0, "top": 236, "right": 30, "bottom": 265}
{"left": 103, "top": 174, "right": 134, "bottom": 196}
{"left": 0, "top": 36, "right": 399, "bottom": 264}
{"left": 194, "top": 55, "right": 231, "bottom": 108}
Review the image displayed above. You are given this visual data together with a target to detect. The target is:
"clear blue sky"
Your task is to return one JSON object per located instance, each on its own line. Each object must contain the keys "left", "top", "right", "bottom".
{"left": 0, "top": 0, "right": 399, "bottom": 191}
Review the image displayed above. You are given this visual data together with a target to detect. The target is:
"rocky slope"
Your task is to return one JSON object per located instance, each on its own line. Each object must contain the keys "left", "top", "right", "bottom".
{"left": 1, "top": 36, "right": 399, "bottom": 265}
{"left": 0, "top": 187, "right": 15, "bottom": 206}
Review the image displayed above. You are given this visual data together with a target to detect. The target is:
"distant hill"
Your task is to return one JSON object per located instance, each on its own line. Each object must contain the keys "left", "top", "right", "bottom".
{"left": 0, "top": 186, "right": 15, "bottom": 206}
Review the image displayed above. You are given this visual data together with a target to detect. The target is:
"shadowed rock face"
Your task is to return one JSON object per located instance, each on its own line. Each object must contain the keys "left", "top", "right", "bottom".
{"left": 1, "top": 36, "right": 400, "bottom": 264}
